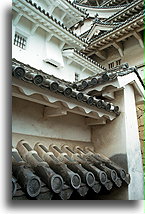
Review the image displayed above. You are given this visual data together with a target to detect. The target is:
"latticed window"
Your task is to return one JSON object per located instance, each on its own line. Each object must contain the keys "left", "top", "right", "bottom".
{"left": 109, "top": 60, "right": 121, "bottom": 69}
{"left": 108, "top": 62, "right": 114, "bottom": 69}
{"left": 14, "top": 33, "right": 27, "bottom": 49}
{"left": 116, "top": 59, "right": 121, "bottom": 66}
{"left": 75, "top": 73, "right": 79, "bottom": 81}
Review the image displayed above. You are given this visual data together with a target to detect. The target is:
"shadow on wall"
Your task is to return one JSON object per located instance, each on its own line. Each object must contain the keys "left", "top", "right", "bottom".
{"left": 110, "top": 153, "right": 128, "bottom": 172}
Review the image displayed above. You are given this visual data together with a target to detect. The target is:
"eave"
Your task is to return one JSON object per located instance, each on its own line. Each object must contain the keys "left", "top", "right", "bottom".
{"left": 86, "top": 21, "right": 118, "bottom": 41}
{"left": 12, "top": 0, "right": 88, "bottom": 50}
{"left": 75, "top": 67, "right": 144, "bottom": 104}
{"left": 62, "top": 49, "right": 105, "bottom": 74}
{"left": 12, "top": 59, "right": 120, "bottom": 119}
{"left": 102, "top": 0, "right": 128, "bottom": 7}
{"left": 41, "top": 0, "right": 88, "bottom": 28}
{"left": 84, "top": 11, "right": 144, "bottom": 54}
{"left": 12, "top": 79, "right": 117, "bottom": 122}
{"left": 106, "top": 0, "right": 144, "bottom": 22}
{"left": 74, "top": 3, "right": 125, "bottom": 18}
{"left": 61, "top": 0, "right": 88, "bottom": 16}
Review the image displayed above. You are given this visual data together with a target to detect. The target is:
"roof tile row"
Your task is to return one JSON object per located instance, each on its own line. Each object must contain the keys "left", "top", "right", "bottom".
{"left": 106, "top": 0, "right": 143, "bottom": 22}
{"left": 73, "top": 63, "right": 145, "bottom": 90}
{"left": 17, "top": 0, "right": 89, "bottom": 44}
{"left": 12, "top": 141, "right": 130, "bottom": 199}
{"left": 73, "top": 49, "right": 106, "bottom": 70}
{"left": 12, "top": 59, "right": 120, "bottom": 115}
{"left": 75, "top": 2, "right": 127, "bottom": 8}
{"left": 89, "top": 10, "right": 143, "bottom": 43}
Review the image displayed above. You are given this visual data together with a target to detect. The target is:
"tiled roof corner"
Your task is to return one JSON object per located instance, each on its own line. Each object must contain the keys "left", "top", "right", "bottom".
{"left": 73, "top": 48, "right": 106, "bottom": 70}
{"left": 14, "top": 0, "right": 89, "bottom": 45}
{"left": 88, "top": 10, "right": 143, "bottom": 43}
{"left": 12, "top": 59, "right": 120, "bottom": 115}
{"left": 73, "top": 63, "right": 145, "bottom": 90}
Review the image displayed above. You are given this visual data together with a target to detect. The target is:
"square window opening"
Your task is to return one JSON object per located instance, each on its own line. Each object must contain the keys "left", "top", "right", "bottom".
{"left": 14, "top": 32, "right": 27, "bottom": 50}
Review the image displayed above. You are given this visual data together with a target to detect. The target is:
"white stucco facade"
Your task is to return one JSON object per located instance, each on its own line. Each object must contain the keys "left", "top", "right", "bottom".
{"left": 12, "top": 0, "right": 144, "bottom": 200}
{"left": 12, "top": 1, "right": 104, "bottom": 81}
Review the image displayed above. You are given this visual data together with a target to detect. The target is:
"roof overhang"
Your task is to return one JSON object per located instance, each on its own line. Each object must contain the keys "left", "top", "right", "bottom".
{"left": 83, "top": 72, "right": 144, "bottom": 105}
{"left": 102, "top": 0, "right": 126, "bottom": 7}
{"left": 12, "top": 0, "right": 87, "bottom": 50}
{"left": 74, "top": 3, "right": 124, "bottom": 18}
{"left": 87, "top": 22, "right": 115, "bottom": 41}
{"left": 39, "top": 0, "right": 88, "bottom": 28}
{"left": 84, "top": 12, "right": 143, "bottom": 54}
{"left": 106, "top": 0, "right": 144, "bottom": 22}
{"left": 12, "top": 78, "right": 117, "bottom": 122}
{"left": 62, "top": 49, "right": 105, "bottom": 74}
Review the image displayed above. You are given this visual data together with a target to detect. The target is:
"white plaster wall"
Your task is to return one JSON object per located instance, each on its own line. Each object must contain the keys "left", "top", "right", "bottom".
{"left": 91, "top": 87, "right": 144, "bottom": 200}
{"left": 92, "top": 90, "right": 127, "bottom": 157}
{"left": 12, "top": 10, "right": 96, "bottom": 82}
{"left": 62, "top": 59, "right": 81, "bottom": 81}
{"left": 122, "top": 37, "right": 143, "bottom": 67}
{"left": 12, "top": 14, "right": 65, "bottom": 76}
{"left": 124, "top": 85, "right": 144, "bottom": 200}
{"left": 98, "top": 37, "right": 143, "bottom": 74}
{"left": 63, "top": 58, "right": 94, "bottom": 81}
{"left": 12, "top": 97, "right": 91, "bottom": 143}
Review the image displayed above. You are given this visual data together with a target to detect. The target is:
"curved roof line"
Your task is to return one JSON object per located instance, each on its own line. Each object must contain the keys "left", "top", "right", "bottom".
{"left": 106, "top": 0, "right": 143, "bottom": 22}
{"left": 74, "top": 2, "right": 127, "bottom": 9}
{"left": 89, "top": 10, "right": 143, "bottom": 43}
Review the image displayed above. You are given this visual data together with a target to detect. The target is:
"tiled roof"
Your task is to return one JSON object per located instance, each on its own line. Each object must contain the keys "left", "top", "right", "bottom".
{"left": 106, "top": 0, "right": 144, "bottom": 22}
{"left": 27, "top": 0, "right": 89, "bottom": 16}
{"left": 64, "top": 0, "right": 89, "bottom": 15}
{"left": 75, "top": 2, "right": 127, "bottom": 8}
{"left": 86, "top": 19, "right": 121, "bottom": 40}
{"left": 93, "top": 19, "right": 120, "bottom": 26}
{"left": 64, "top": 48, "right": 106, "bottom": 70}
{"left": 13, "top": 0, "right": 89, "bottom": 45}
{"left": 12, "top": 140, "right": 130, "bottom": 200}
{"left": 89, "top": 10, "right": 143, "bottom": 43}
{"left": 73, "top": 63, "right": 145, "bottom": 91}
{"left": 12, "top": 58, "right": 120, "bottom": 115}
{"left": 101, "top": 0, "right": 132, "bottom": 7}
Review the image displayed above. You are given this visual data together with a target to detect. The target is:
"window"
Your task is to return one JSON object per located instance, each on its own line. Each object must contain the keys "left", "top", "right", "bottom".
{"left": 108, "top": 59, "right": 121, "bottom": 69}
{"left": 116, "top": 59, "right": 121, "bottom": 66}
{"left": 14, "top": 33, "right": 27, "bottom": 49}
{"left": 108, "top": 62, "right": 114, "bottom": 69}
{"left": 75, "top": 73, "right": 79, "bottom": 81}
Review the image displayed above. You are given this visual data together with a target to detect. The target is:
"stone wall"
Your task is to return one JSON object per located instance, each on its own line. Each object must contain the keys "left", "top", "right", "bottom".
{"left": 136, "top": 104, "right": 144, "bottom": 165}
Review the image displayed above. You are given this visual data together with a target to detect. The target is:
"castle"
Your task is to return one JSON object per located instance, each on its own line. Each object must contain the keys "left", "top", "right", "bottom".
{"left": 12, "top": 0, "right": 144, "bottom": 200}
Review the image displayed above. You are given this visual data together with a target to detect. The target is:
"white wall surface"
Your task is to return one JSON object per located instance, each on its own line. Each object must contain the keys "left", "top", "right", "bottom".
{"left": 92, "top": 90, "right": 127, "bottom": 157}
{"left": 91, "top": 87, "right": 144, "bottom": 200}
{"left": 12, "top": 9, "right": 98, "bottom": 82}
{"left": 97, "top": 37, "right": 143, "bottom": 72}
{"left": 123, "top": 85, "right": 144, "bottom": 200}
{"left": 12, "top": 97, "right": 91, "bottom": 143}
